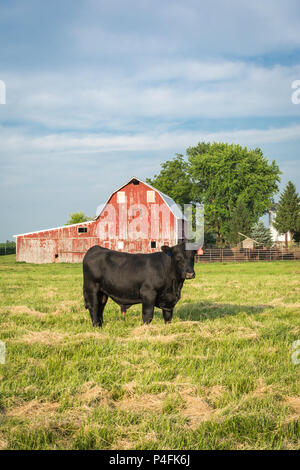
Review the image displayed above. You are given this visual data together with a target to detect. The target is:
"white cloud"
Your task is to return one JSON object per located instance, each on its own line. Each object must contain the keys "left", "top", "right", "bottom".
{"left": 2, "top": 61, "right": 300, "bottom": 135}
{"left": 1, "top": 123, "right": 300, "bottom": 158}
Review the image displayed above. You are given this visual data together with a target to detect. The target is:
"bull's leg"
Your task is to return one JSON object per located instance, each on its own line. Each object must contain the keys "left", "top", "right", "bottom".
{"left": 85, "top": 285, "right": 104, "bottom": 328}
{"left": 97, "top": 292, "right": 108, "bottom": 327}
{"left": 83, "top": 286, "right": 95, "bottom": 325}
{"left": 141, "top": 289, "right": 156, "bottom": 325}
{"left": 162, "top": 309, "right": 173, "bottom": 324}
{"left": 142, "top": 303, "right": 154, "bottom": 324}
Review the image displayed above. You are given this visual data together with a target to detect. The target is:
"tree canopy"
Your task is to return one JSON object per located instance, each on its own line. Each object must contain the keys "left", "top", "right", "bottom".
{"left": 148, "top": 142, "right": 281, "bottom": 245}
{"left": 65, "top": 212, "right": 92, "bottom": 225}
{"left": 273, "top": 181, "right": 300, "bottom": 242}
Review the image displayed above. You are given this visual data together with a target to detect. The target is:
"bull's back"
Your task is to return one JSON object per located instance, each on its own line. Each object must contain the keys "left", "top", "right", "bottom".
{"left": 83, "top": 246, "right": 168, "bottom": 293}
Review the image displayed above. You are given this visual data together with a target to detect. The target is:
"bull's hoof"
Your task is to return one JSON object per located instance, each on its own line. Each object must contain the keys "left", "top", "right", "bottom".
{"left": 92, "top": 322, "right": 102, "bottom": 328}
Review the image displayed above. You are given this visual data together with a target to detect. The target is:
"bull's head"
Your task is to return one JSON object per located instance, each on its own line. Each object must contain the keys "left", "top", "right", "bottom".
{"left": 161, "top": 242, "right": 197, "bottom": 280}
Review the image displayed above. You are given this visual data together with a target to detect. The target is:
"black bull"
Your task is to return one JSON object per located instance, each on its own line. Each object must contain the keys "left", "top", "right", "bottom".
{"left": 83, "top": 242, "right": 197, "bottom": 327}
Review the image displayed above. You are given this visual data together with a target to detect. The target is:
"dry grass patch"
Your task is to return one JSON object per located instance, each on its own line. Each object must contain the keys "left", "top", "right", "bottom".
{"left": 14, "top": 330, "right": 68, "bottom": 345}
{"left": 4, "top": 305, "right": 45, "bottom": 318}
{"left": 12, "top": 330, "right": 108, "bottom": 345}
{"left": 78, "top": 381, "right": 113, "bottom": 407}
{"left": 285, "top": 396, "right": 300, "bottom": 421}
{"left": 251, "top": 379, "right": 277, "bottom": 398}
{"left": 111, "top": 438, "right": 138, "bottom": 450}
{"left": 123, "top": 381, "right": 137, "bottom": 395}
{"left": 8, "top": 399, "right": 60, "bottom": 420}
{"left": 112, "top": 430, "right": 158, "bottom": 450}
{"left": 181, "top": 393, "right": 215, "bottom": 429}
{"left": 0, "top": 435, "right": 8, "bottom": 450}
{"left": 207, "top": 385, "right": 228, "bottom": 399}
{"left": 122, "top": 326, "right": 187, "bottom": 344}
{"left": 117, "top": 393, "right": 166, "bottom": 413}
{"left": 235, "top": 327, "right": 260, "bottom": 340}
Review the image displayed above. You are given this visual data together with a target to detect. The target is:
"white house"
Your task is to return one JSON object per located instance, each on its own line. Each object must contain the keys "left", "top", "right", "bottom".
{"left": 268, "top": 206, "right": 292, "bottom": 244}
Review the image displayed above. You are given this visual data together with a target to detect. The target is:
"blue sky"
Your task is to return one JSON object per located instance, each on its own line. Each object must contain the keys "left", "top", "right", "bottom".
{"left": 0, "top": 0, "right": 300, "bottom": 240}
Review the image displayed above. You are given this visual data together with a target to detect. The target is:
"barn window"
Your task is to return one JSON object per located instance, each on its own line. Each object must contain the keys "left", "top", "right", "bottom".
{"left": 78, "top": 227, "right": 87, "bottom": 233}
{"left": 151, "top": 241, "right": 156, "bottom": 248}
{"left": 132, "top": 179, "right": 139, "bottom": 185}
{"left": 147, "top": 190, "right": 155, "bottom": 203}
{"left": 117, "top": 191, "right": 126, "bottom": 203}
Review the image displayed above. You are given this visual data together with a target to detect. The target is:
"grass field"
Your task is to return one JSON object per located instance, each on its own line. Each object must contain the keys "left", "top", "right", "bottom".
{"left": 0, "top": 255, "right": 299, "bottom": 450}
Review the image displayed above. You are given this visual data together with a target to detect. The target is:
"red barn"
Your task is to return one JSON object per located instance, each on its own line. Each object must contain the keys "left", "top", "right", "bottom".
{"left": 14, "top": 177, "right": 186, "bottom": 263}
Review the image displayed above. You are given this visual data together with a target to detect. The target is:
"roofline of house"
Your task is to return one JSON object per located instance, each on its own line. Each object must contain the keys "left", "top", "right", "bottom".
{"left": 238, "top": 232, "right": 260, "bottom": 244}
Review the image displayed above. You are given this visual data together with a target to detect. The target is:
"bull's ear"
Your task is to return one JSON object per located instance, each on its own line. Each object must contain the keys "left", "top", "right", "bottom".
{"left": 161, "top": 245, "right": 172, "bottom": 256}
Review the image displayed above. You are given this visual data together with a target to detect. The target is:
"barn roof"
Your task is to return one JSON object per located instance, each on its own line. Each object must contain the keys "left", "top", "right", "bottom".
{"left": 13, "top": 220, "right": 94, "bottom": 238}
{"left": 96, "top": 177, "right": 185, "bottom": 220}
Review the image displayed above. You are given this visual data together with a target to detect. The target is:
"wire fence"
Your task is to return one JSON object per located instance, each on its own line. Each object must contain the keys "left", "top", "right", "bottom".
{"left": 195, "top": 248, "right": 300, "bottom": 263}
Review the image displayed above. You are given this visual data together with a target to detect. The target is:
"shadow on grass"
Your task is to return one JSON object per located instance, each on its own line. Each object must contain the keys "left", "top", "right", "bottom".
{"left": 176, "top": 301, "right": 273, "bottom": 322}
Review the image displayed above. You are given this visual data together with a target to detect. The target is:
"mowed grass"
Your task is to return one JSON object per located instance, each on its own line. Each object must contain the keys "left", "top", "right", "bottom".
{"left": 0, "top": 255, "right": 299, "bottom": 450}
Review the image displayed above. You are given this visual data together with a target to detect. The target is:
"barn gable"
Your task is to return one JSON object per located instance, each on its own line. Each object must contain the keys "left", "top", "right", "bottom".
{"left": 96, "top": 177, "right": 184, "bottom": 221}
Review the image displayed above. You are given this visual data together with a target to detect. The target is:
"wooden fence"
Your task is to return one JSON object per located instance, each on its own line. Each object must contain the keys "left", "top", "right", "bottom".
{"left": 195, "top": 248, "right": 300, "bottom": 263}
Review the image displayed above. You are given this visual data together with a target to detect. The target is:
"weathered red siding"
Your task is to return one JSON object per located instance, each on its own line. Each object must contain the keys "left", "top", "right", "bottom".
{"left": 15, "top": 178, "right": 182, "bottom": 263}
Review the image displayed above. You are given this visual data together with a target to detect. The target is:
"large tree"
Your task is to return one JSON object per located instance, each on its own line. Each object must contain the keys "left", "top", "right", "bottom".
{"left": 273, "top": 181, "right": 300, "bottom": 246}
{"left": 148, "top": 142, "right": 281, "bottom": 245}
{"left": 187, "top": 143, "right": 280, "bottom": 244}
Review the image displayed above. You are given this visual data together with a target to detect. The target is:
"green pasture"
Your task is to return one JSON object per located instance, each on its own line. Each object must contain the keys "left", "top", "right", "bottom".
{"left": 0, "top": 255, "right": 299, "bottom": 450}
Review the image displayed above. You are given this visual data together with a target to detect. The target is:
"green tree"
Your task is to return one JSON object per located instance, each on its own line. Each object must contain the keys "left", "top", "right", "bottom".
{"left": 146, "top": 154, "right": 192, "bottom": 209}
{"left": 273, "top": 181, "right": 300, "bottom": 246}
{"left": 147, "top": 143, "right": 281, "bottom": 246}
{"left": 65, "top": 212, "right": 92, "bottom": 225}
{"left": 187, "top": 143, "right": 281, "bottom": 244}
{"left": 251, "top": 220, "right": 272, "bottom": 247}
{"left": 227, "top": 199, "right": 252, "bottom": 246}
